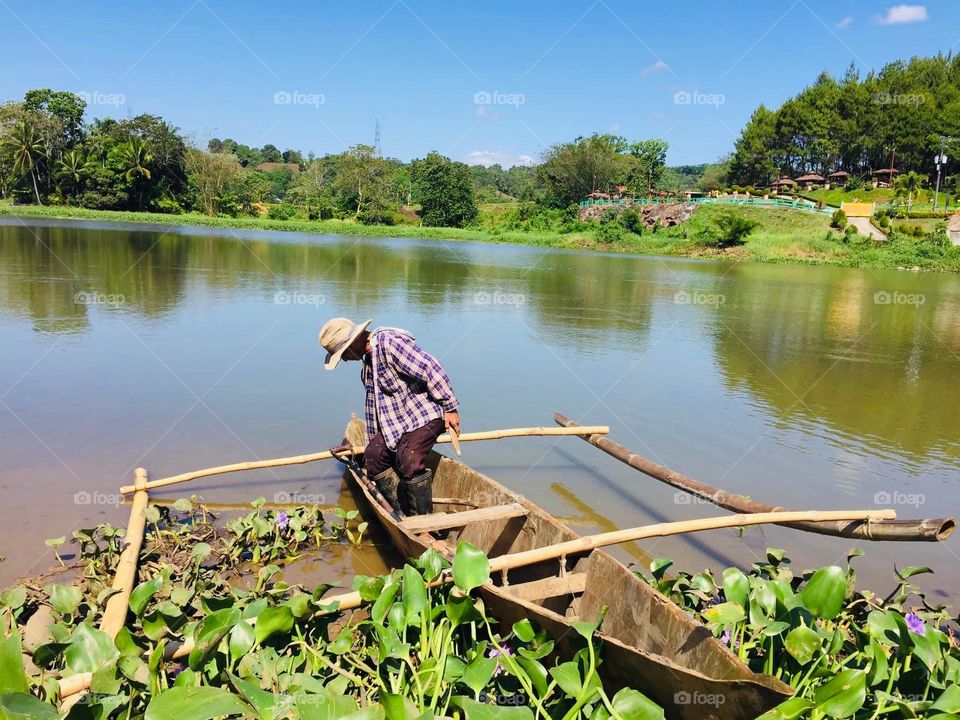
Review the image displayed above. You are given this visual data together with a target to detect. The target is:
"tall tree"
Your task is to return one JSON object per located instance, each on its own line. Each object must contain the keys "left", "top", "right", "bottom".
{"left": 411, "top": 152, "right": 478, "bottom": 228}
{"left": 3, "top": 119, "right": 45, "bottom": 204}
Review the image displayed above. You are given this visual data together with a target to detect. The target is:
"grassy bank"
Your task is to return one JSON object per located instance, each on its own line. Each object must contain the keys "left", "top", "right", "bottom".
{"left": 2, "top": 201, "right": 958, "bottom": 272}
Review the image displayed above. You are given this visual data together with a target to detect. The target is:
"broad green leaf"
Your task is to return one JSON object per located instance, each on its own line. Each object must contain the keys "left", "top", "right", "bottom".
{"left": 416, "top": 548, "right": 448, "bottom": 582}
{"left": 0, "top": 693, "right": 59, "bottom": 720}
{"left": 799, "top": 566, "right": 847, "bottom": 620}
{"left": 454, "top": 697, "right": 533, "bottom": 720}
{"left": 702, "top": 601, "right": 746, "bottom": 626}
{"left": 452, "top": 542, "right": 490, "bottom": 592}
{"left": 649, "top": 558, "right": 673, "bottom": 580}
{"left": 549, "top": 661, "right": 582, "bottom": 697}
{"left": 757, "top": 697, "right": 815, "bottom": 720}
{"left": 229, "top": 672, "right": 282, "bottom": 720}
{"left": 0, "top": 634, "right": 29, "bottom": 695}
{"left": 896, "top": 566, "right": 933, "bottom": 580}
{"left": 512, "top": 619, "right": 536, "bottom": 643}
{"left": 516, "top": 656, "right": 549, "bottom": 696}
{"left": 610, "top": 688, "right": 665, "bottom": 720}
{"left": 722, "top": 567, "right": 749, "bottom": 607}
{"left": 64, "top": 623, "right": 119, "bottom": 674}
{"left": 402, "top": 565, "right": 428, "bottom": 621}
{"left": 328, "top": 626, "right": 354, "bottom": 655}
{"left": 445, "top": 594, "right": 480, "bottom": 628}
{"left": 461, "top": 655, "right": 497, "bottom": 694}
{"left": 0, "top": 587, "right": 26, "bottom": 611}
{"left": 229, "top": 621, "right": 256, "bottom": 661}
{"left": 129, "top": 576, "right": 164, "bottom": 617}
{"left": 44, "top": 584, "right": 82, "bottom": 616}
{"left": 930, "top": 685, "right": 960, "bottom": 713}
{"left": 295, "top": 693, "right": 359, "bottom": 720}
{"left": 145, "top": 686, "right": 252, "bottom": 720}
{"left": 254, "top": 606, "right": 294, "bottom": 644}
{"left": 813, "top": 669, "right": 866, "bottom": 718}
{"left": 381, "top": 693, "right": 420, "bottom": 720}
{"left": 867, "top": 610, "right": 900, "bottom": 644}
{"left": 784, "top": 625, "right": 821, "bottom": 665}
{"left": 188, "top": 607, "right": 240, "bottom": 670}
{"left": 372, "top": 583, "right": 400, "bottom": 625}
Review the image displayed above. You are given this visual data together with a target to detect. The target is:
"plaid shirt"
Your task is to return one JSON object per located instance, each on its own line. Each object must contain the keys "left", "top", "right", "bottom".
{"left": 361, "top": 328, "right": 458, "bottom": 449}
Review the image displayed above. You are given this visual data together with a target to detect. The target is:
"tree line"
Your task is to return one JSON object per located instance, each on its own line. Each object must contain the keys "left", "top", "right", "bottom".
{"left": 0, "top": 88, "right": 672, "bottom": 228}
{"left": 728, "top": 54, "right": 960, "bottom": 188}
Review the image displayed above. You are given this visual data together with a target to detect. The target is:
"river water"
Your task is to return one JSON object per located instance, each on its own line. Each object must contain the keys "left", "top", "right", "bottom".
{"left": 1, "top": 218, "right": 959, "bottom": 602}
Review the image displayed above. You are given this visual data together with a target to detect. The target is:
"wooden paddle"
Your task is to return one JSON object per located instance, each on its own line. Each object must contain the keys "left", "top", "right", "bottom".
{"left": 57, "top": 505, "right": 893, "bottom": 698}
{"left": 118, "top": 425, "right": 609, "bottom": 494}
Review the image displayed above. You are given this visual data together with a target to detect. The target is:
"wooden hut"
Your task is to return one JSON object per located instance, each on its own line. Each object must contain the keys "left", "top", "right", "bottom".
{"left": 771, "top": 177, "right": 797, "bottom": 194}
{"left": 826, "top": 170, "right": 849, "bottom": 190}
{"left": 871, "top": 168, "right": 897, "bottom": 188}
{"left": 795, "top": 173, "right": 826, "bottom": 189}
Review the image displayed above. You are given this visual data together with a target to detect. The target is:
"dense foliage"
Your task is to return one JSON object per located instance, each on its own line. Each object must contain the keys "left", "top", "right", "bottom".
{"left": 729, "top": 55, "right": 960, "bottom": 187}
{"left": 639, "top": 549, "right": 960, "bottom": 719}
{"left": 0, "top": 500, "right": 658, "bottom": 720}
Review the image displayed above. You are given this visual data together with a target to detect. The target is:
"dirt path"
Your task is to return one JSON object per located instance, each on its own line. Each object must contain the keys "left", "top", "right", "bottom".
{"left": 849, "top": 216, "right": 886, "bottom": 240}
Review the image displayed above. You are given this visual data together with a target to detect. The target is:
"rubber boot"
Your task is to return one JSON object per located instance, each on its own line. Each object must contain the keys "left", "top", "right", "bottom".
{"left": 405, "top": 470, "right": 434, "bottom": 516}
{"left": 371, "top": 468, "right": 401, "bottom": 511}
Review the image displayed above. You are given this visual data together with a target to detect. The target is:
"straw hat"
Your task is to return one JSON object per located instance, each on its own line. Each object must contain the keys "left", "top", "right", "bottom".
{"left": 318, "top": 317, "right": 372, "bottom": 370}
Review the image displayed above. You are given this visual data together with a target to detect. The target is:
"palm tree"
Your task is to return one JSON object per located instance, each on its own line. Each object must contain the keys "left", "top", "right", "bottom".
{"left": 56, "top": 150, "right": 87, "bottom": 201}
{"left": 2, "top": 119, "right": 45, "bottom": 205}
{"left": 894, "top": 171, "right": 925, "bottom": 212}
{"left": 119, "top": 137, "right": 153, "bottom": 209}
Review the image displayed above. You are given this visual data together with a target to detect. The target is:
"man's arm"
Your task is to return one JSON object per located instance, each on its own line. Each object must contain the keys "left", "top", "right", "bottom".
{"left": 385, "top": 335, "right": 459, "bottom": 421}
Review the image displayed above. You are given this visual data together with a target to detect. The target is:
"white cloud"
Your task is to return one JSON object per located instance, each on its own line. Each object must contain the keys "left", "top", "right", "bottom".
{"left": 641, "top": 60, "right": 669, "bottom": 76}
{"left": 876, "top": 4, "right": 927, "bottom": 25}
{"left": 465, "top": 151, "right": 535, "bottom": 168}
{"left": 836, "top": 16, "right": 853, "bottom": 29}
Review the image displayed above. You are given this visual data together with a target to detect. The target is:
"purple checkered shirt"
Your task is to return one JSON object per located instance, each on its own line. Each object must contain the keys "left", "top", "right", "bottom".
{"left": 361, "top": 328, "right": 458, "bottom": 450}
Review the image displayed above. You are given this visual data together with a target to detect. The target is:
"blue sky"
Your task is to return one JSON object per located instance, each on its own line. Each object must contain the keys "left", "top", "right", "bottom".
{"left": 2, "top": 1, "right": 958, "bottom": 166}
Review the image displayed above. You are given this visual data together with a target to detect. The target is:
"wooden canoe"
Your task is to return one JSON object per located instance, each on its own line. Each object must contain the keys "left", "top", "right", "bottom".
{"left": 342, "top": 418, "right": 792, "bottom": 720}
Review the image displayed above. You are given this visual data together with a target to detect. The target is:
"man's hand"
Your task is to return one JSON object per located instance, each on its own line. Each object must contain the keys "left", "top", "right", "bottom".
{"left": 329, "top": 442, "right": 354, "bottom": 456}
{"left": 444, "top": 411, "right": 461, "bottom": 435}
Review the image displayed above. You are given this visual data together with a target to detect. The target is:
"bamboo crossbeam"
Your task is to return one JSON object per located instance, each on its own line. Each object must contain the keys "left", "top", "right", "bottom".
{"left": 58, "top": 505, "right": 891, "bottom": 698}
{"left": 555, "top": 412, "right": 956, "bottom": 543}
{"left": 119, "top": 426, "right": 610, "bottom": 494}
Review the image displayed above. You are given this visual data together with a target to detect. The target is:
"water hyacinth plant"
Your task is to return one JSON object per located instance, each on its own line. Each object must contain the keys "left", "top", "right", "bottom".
{"left": 637, "top": 549, "right": 960, "bottom": 719}
{"left": 0, "top": 499, "right": 659, "bottom": 720}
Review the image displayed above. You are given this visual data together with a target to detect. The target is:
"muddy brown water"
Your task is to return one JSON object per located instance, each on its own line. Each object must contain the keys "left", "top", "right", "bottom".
{"left": 1, "top": 218, "right": 958, "bottom": 604}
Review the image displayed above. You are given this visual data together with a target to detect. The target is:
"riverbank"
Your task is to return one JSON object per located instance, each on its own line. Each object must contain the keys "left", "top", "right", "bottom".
{"left": 3, "top": 202, "right": 959, "bottom": 272}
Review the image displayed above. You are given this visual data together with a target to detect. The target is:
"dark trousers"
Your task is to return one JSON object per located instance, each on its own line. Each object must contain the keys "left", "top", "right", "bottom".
{"left": 364, "top": 417, "right": 445, "bottom": 481}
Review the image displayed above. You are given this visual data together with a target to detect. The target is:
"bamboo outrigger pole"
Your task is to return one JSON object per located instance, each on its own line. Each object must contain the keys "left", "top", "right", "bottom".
{"left": 60, "top": 469, "right": 150, "bottom": 709}
{"left": 119, "top": 425, "right": 610, "bottom": 494}
{"left": 555, "top": 412, "right": 956, "bottom": 543}
{"left": 57, "top": 505, "right": 893, "bottom": 698}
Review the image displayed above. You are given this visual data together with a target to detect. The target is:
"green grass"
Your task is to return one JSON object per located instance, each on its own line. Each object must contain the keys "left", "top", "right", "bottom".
{"left": 2, "top": 201, "right": 958, "bottom": 272}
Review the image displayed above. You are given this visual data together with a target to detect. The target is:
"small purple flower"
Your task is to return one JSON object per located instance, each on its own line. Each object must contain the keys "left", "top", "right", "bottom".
{"left": 168, "top": 663, "right": 185, "bottom": 679}
{"left": 277, "top": 511, "right": 289, "bottom": 530}
{"left": 488, "top": 644, "right": 513, "bottom": 675}
{"left": 721, "top": 629, "right": 740, "bottom": 650}
{"left": 905, "top": 612, "right": 926, "bottom": 636}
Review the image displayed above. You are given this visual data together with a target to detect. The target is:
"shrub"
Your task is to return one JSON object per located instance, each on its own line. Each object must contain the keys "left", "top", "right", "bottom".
{"left": 152, "top": 197, "right": 185, "bottom": 215}
{"left": 831, "top": 208, "right": 847, "bottom": 229}
{"left": 267, "top": 203, "right": 297, "bottom": 220}
{"left": 844, "top": 176, "right": 863, "bottom": 191}
{"left": 619, "top": 209, "right": 643, "bottom": 234}
{"left": 711, "top": 211, "right": 758, "bottom": 247}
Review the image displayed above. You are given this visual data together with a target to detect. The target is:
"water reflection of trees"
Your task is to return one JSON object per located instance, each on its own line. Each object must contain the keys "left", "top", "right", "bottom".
{"left": 710, "top": 263, "right": 960, "bottom": 462}
{"left": 0, "top": 224, "right": 652, "bottom": 348}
